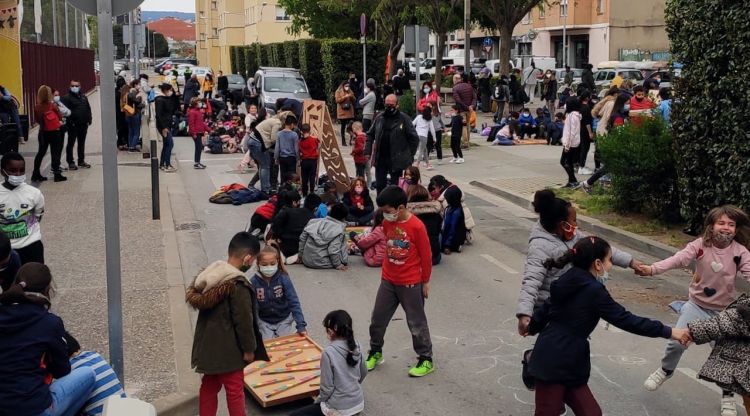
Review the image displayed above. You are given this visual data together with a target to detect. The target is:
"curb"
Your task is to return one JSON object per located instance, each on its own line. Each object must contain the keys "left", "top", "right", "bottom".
{"left": 470, "top": 180, "right": 679, "bottom": 259}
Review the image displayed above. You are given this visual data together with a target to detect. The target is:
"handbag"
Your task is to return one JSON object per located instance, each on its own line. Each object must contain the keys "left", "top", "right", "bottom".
{"left": 341, "top": 102, "right": 351, "bottom": 111}
{"left": 122, "top": 103, "right": 136, "bottom": 116}
{"left": 521, "top": 348, "right": 535, "bottom": 391}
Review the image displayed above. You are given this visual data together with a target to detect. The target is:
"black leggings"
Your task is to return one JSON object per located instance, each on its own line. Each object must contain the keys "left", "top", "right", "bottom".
{"left": 579, "top": 135, "right": 592, "bottom": 167}
{"left": 450, "top": 134, "right": 463, "bottom": 159}
{"left": 33, "top": 130, "right": 64, "bottom": 176}
{"left": 193, "top": 133, "right": 203, "bottom": 164}
{"left": 300, "top": 159, "right": 317, "bottom": 196}
{"left": 339, "top": 118, "right": 352, "bottom": 146}
{"left": 560, "top": 147, "right": 581, "bottom": 184}
{"left": 16, "top": 240, "right": 45, "bottom": 265}
{"left": 290, "top": 403, "right": 324, "bottom": 416}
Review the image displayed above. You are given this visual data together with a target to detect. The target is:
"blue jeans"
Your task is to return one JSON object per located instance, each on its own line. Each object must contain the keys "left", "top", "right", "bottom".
{"left": 160, "top": 129, "right": 174, "bottom": 167}
{"left": 39, "top": 366, "right": 96, "bottom": 416}
{"left": 249, "top": 138, "right": 270, "bottom": 193}
{"left": 126, "top": 114, "right": 141, "bottom": 149}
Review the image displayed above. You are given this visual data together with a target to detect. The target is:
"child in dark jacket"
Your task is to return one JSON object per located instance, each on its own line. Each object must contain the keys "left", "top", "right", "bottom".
{"left": 186, "top": 232, "right": 267, "bottom": 416}
{"left": 441, "top": 186, "right": 467, "bottom": 254}
{"left": 445, "top": 104, "right": 464, "bottom": 162}
{"left": 251, "top": 245, "right": 308, "bottom": 339}
{"left": 342, "top": 177, "right": 375, "bottom": 226}
{"left": 528, "top": 236, "right": 689, "bottom": 415}
{"left": 517, "top": 107, "right": 537, "bottom": 139}
{"left": 407, "top": 185, "right": 443, "bottom": 265}
{"left": 547, "top": 112, "right": 565, "bottom": 145}
{"left": 271, "top": 190, "right": 314, "bottom": 261}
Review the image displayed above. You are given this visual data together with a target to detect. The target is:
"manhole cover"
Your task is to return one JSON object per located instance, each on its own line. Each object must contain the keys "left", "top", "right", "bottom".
{"left": 176, "top": 222, "right": 202, "bottom": 231}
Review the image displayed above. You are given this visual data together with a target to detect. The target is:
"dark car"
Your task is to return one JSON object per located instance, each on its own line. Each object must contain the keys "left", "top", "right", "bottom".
{"left": 227, "top": 74, "right": 246, "bottom": 92}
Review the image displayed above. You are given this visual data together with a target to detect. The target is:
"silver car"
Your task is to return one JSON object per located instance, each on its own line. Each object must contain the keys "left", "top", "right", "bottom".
{"left": 254, "top": 67, "right": 311, "bottom": 114}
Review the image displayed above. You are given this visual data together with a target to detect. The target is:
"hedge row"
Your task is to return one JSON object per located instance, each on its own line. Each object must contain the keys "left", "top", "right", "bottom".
{"left": 230, "top": 39, "right": 387, "bottom": 113}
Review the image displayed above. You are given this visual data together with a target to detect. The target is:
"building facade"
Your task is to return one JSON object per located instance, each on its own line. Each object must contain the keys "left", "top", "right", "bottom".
{"left": 195, "top": 0, "right": 307, "bottom": 73}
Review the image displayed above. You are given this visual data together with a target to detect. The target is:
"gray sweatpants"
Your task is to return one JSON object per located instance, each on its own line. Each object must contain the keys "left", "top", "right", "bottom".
{"left": 661, "top": 300, "right": 719, "bottom": 372}
{"left": 369, "top": 280, "right": 433, "bottom": 358}
{"left": 258, "top": 313, "right": 296, "bottom": 340}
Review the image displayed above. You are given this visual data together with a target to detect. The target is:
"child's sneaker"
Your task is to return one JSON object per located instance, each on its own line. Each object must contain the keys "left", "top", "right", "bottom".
{"left": 408, "top": 357, "right": 434, "bottom": 377}
{"left": 456, "top": 158, "right": 465, "bottom": 164}
{"left": 426, "top": 164, "right": 434, "bottom": 171}
{"left": 643, "top": 368, "right": 672, "bottom": 391}
{"left": 721, "top": 395, "right": 737, "bottom": 416}
{"left": 366, "top": 351, "right": 383, "bottom": 371}
{"left": 448, "top": 158, "right": 456, "bottom": 163}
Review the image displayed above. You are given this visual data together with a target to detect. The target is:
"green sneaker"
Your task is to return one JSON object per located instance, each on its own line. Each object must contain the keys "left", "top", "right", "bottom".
{"left": 366, "top": 351, "right": 384, "bottom": 371}
{"left": 408, "top": 358, "right": 435, "bottom": 377}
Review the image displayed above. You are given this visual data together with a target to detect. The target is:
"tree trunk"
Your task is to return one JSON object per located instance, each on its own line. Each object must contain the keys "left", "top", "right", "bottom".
{"left": 499, "top": 23, "right": 513, "bottom": 75}
{"left": 434, "top": 32, "right": 446, "bottom": 90}
{"left": 387, "top": 24, "right": 403, "bottom": 79}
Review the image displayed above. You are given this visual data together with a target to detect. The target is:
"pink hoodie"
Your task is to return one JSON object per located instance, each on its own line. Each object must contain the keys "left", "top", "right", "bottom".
{"left": 652, "top": 238, "right": 750, "bottom": 311}
{"left": 355, "top": 226, "right": 386, "bottom": 267}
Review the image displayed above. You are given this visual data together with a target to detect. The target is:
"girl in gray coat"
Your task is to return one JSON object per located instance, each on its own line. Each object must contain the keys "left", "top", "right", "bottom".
{"left": 291, "top": 310, "right": 367, "bottom": 416}
{"left": 516, "top": 190, "right": 644, "bottom": 336}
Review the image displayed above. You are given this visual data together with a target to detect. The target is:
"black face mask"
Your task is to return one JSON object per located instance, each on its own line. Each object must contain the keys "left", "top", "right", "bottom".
{"left": 384, "top": 106, "right": 398, "bottom": 116}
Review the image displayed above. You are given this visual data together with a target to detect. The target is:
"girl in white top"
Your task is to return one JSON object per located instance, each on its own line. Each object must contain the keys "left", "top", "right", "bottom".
{"left": 560, "top": 97, "right": 583, "bottom": 187}
{"left": 412, "top": 106, "right": 437, "bottom": 171}
{"left": 0, "top": 152, "right": 45, "bottom": 264}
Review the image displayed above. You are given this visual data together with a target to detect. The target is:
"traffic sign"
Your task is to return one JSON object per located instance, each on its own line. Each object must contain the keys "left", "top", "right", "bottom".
{"left": 360, "top": 14, "right": 367, "bottom": 37}
{"left": 483, "top": 37, "right": 493, "bottom": 47}
{"left": 67, "top": 0, "right": 143, "bottom": 16}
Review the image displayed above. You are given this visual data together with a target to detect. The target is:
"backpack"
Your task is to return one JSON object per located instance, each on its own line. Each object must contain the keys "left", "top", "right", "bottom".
{"left": 147, "top": 89, "right": 156, "bottom": 103}
{"left": 43, "top": 106, "right": 61, "bottom": 131}
{"left": 208, "top": 135, "right": 223, "bottom": 154}
{"left": 514, "top": 88, "right": 529, "bottom": 104}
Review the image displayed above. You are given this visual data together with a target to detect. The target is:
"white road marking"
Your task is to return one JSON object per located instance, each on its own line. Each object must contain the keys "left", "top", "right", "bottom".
{"left": 480, "top": 254, "right": 519, "bottom": 274}
{"left": 677, "top": 367, "right": 747, "bottom": 409}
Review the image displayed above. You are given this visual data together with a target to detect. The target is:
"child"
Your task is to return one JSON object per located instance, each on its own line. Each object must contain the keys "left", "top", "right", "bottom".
{"left": 528, "top": 236, "right": 689, "bottom": 415}
{"left": 517, "top": 107, "right": 537, "bottom": 139}
{"left": 492, "top": 117, "right": 521, "bottom": 146}
{"left": 274, "top": 114, "right": 299, "bottom": 180}
{"left": 560, "top": 97, "right": 582, "bottom": 188}
{"left": 445, "top": 105, "right": 465, "bottom": 163}
{"left": 186, "top": 232, "right": 268, "bottom": 416}
{"left": 548, "top": 112, "right": 564, "bottom": 146}
{"left": 270, "top": 190, "right": 314, "bottom": 262}
{"left": 441, "top": 185, "right": 467, "bottom": 254}
{"left": 398, "top": 165, "right": 421, "bottom": 194}
{"left": 65, "top": 332, "right": 126, "bottom": 416}
{"left": 350, "top": 121, "right": 368, "bottom": 178}
{"left": 187, "top": 98, "right": 209, "bottom": 169}
{"left": 249, "top": 194, "right": 278, "bottom": 238}
{"left": 0, "top": 152, "right": 46, "bottom": 264}
{"left": 317, "top": 192, "right": 337, "bottom": 218}
{"left": 639, "top": 205, "right": 750, "bottom": 415}
{"left": 342, "top": 177, "right": 375, "bottom": 226}
{"left": 535, "top": 107, "right": 551, "bottom": 140}
{"left": 251, "top": 245, "right": 308, "bottom": 339}
{"left": 407, "top": 185, "right": 443, "bottom": 265}
{"left": 290, "top": 310, "right": 367, "bottom": 416}
{"left": 413, "top": 106, "right": 436, "bottom": 170}
{"left": 322, "top": 181, "right": 340, "bottom": 203}
{"left": 352, "top": 210, "right": 387, "bottom": 267}
{"left": 299, "top": 203, "right": 349, "bottom": 270}
{"left": 367, "top": 186, "right": 434, "bottom": 377}
{"left": 299, "top": 123, "right": 320, "bottom": 197}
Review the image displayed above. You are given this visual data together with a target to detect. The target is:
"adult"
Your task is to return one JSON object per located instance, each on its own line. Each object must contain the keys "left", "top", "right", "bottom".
{"left": 563, "top": 65, "right": 574, "bottom": 86}
{"left": 359, "top": 78, "right": 377, "bottom": 133}
{"left": 391, "top": 69, "right": 410, "bottom": 97}
{"left": 580, "top": 63, "right": 596, "bottom": 95}
{"left": 477, "top": 67, "right": 492, "bottom": 113}
{"left": 492, "top": 76, "right": 511, "bottom": 122}
{"left": 244, "top": 78, "right": 259, "bottom": 107}
{"left": 578, "top": 92, "right": 626, "bottom": 192}
{"left": 154, "top": 83, "right": 178, "bottom": 172}
{"left": 522, "top": 62, "right": 542, "bottom": 103}
{"left": 364, "top": 94, "right": 419, "bottom": 194}
{"left": 0, "top": 152, "right": 46, "bottom": 264}
{"left": 335, "top": 81, "right": 356, "bottom": 147}
{"left": 124, "top": 80, "right": 144, "bottom": 153}
{"left": 32, "top": 85, "right": 66, "bottom": 182}
{"left": 577, "top": 91, "right": 595, "bottom": 175}
{"left": 342, "top": 178, "right": 374, "bottom": 226}
{"left": 115, "top": 76, "right": 129, "bottom": 150}
{"left": 417, "top": 81, "right": 439, "bottom": 113}
{"left": 277, "top": 97, "right": 303, "bottom": 121}
{"left": 0, "top": 263, "right": 97, "bottom": 416}
{"left": 61, "top": 80, "right": 92, "bottom": 170}
{"left": 202, "top": 73, "right": 214, "bottom": 99}
{"left": 591, "top": 86, "right": 620, "bottom": 136}
{"left": 541, "top": 70, "right": 558, "bottom": 111}
{"left": 516, "top": 189, "right": 643, "bottom": 335}
{"left": 183, "top": 74, "right": 201, "bottom": 109}
{"left": 508, "top": 73, "right": 523, "bottom": 113}
{"left": 347, "top": 71, "right": 361, "bottom": 101}
{"left": 629, "top": 85, "right": 656, "bottom": 122}
{"left": 0, "top": 85, "right": 24, "bottom": 147}
{"left": 216, "top": 70, "right": 229, "bottom": 100}
{"left": 256, "top": 110, "right": 293, "bottom": 190}
{"left": 137, "top": 74, "right": 153, "bottom": 159}
{"left": 247, "top": 119, "right": 272, "bottom": 194}
{"left": 452, "top": 74, "right": 475, "bottom": 148}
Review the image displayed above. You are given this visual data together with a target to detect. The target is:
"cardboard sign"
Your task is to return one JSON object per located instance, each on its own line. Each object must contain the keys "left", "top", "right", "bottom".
{"left": 303, "top": 100, "right": 351, "bottom": 193}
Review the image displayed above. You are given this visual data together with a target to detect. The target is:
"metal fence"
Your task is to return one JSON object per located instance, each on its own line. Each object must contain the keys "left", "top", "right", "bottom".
{"left": 21, "top": 41, "right": 95, "bottom": 126}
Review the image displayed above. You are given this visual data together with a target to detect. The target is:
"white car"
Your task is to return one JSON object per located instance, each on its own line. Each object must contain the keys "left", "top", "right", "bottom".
{"left": 177, "top": 65, "right": 212, "bottom": 85}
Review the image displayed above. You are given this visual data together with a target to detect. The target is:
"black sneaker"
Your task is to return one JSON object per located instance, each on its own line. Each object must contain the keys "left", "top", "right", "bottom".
{"left": 68, "top": 163, "right": 78, "bottom": 171}
{"left": 78, "top": 162, "right": 91, "bottom": 169}
{"left": 54, "top": 174, "right": 67, "bottom": 182}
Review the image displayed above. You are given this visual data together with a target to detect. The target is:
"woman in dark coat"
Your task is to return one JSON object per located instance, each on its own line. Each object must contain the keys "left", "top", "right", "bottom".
{"left": 407, "top": 185, "right": 443, "bottom": 265}
{"left": 528, "top": 236, "right": 689, "bottom": 416}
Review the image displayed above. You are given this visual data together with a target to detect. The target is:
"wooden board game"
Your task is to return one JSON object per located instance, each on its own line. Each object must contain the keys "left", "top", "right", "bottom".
{"left": 243, "top": 334, "right": 323, "bottom": 407}
{"left": 516, "top": 138, "right": 549, "bottom": 145}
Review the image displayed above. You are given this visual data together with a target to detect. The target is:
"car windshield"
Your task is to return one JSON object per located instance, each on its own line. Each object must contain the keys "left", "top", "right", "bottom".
{"left": 264, "top": 76, "right": 308, "bottom": 93}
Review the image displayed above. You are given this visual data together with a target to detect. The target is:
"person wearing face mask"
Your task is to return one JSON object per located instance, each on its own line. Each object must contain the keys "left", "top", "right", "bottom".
{"left": 365, "top": 94, "right": 419, "bottom": 194}
{"left": 0, "top": 153, "right": 45, "bottom": 265}
{"left": 347, "top": 72, "right": 361, "bottom": 100}
{"left": 33, "top": 86, "right": 67, "bottom": 182}
{"left": 343, "top": 178, "right": 374, "bottom": 226}
{"left": 541, "top": 70, "right": 558, "bottom": 112}
{"left": 0, "top": 84, "right": 24, "bottom": 147}
{"left": 517, "top": 190, "right": 644, "bottom": 338}
{"left": 336, "top": 81, "right": 357, "bottom": 146}
{"left": 359, "top": 79, "right": 377, "bottom": 133}
{"left": 517, "top": 107, "right": 537, "bottom": 139}
{"left": 251, "top": 245, "right": 308, "bottom": 340}
{"left": 527, "top": 236, "right": 690, "bottom": 416}
{"left": 628, "top": 85, "right": 655, "bottom": 124}
{"left": 154, "top": 84, "right": 178, "bottom": 172}
{"left": 186, "top": 231, "right": 268, "bottom": 416}
{"left": 637, "top": 205, "right": 750, "bottom": 415}
{"left": 61, "top": 80, "right": 93, "bottom": 169}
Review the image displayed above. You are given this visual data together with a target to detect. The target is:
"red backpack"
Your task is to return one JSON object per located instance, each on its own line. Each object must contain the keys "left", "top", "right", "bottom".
{"left": 42, "top": 104, "right": 61, "bottom": 131}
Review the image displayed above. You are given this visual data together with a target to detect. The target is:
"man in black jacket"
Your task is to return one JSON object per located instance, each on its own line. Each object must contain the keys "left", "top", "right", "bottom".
{"left": 216, "top": 70, "right": 229, "bottom": 101}
{"left": 61, "top": 80, "right": 92, "bottom": 169}
{"left": 365, "top": 94, "right": 419, "bottom": 194}
{"left": 183, "top": 75, "right": 201, "bottom": 109}
{"left": 155, "top": 84, "right": 178, "bottom": 172}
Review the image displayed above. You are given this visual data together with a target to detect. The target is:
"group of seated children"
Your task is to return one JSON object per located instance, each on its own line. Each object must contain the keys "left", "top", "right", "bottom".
{"left": 186, "top": 96, "right": 245, "bottom": 157}
{"left": 486, "top": 107, "right": 564, "bottom": 146}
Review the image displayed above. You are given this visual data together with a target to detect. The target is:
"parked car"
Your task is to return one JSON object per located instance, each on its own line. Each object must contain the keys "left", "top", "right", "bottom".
{"left": 254, "top": 67, "right": 311, "bottom": 114}
{"left": 470, "top": 58, "right": 488, "bottom": 75}
{"left": 554, "top": 68, "right": 583, "bottom": 84}
{"left": 485, "top": 59, "right": 518, "bottom": 77}
{"left": 177, "top": 66, "right": 212, "bottom": 85}
{"left": 592, "top": 68, "right": 644, "bottom": 93}
{"left": 644, "top": 69, "right": 674, "bottom": 89}
{"left": 227, "top": 74, "right": 246, "bottom": 92}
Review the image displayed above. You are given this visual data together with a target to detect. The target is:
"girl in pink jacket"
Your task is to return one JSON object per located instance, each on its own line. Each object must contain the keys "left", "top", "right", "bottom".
{"left": 639, "top": 205, "right": 750, "bottom": 415}
{"left": 352, "top": 210, "right": 386, "bottom": 267}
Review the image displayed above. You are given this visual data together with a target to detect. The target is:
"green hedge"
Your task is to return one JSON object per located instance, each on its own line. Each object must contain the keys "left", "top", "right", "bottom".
{"left": 666, "top": 0, "right": 750, "bottom": 229}
{"left": 320, "top": 39, "right": 387, "bottom": 115}
{"left": 229, "top": 46, "right": 239, "bottom": 75}
{"left": 246, "top": 45, "right": 259, "bottom": 78}
{"left": 597, "top": 118, "right": 680, "bottom": 221}
{"left": 283, "top": 41, "right": 300, "bottom": 69}
{"left": 236, "top": 47, "right": 247, "bottom": 78}
{"left": 298, "top": 39, "right": 324, "bottom": 99}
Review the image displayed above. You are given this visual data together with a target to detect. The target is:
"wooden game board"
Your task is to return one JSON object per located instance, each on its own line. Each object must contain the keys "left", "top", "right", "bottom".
{"left": 243, "top": 334, "right": 323, "bottom": 407}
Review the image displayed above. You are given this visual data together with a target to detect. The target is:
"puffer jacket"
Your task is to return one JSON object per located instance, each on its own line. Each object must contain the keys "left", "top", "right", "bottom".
{"left": 186, "top": 261, "right": 268, "bottom": 375}
{"left": 437, "top": 185, "right": 476, "bottom": 230}
{"left": 408, "top": 200, "right": 443, "bottom": 264}
{"left": 299, "top": 217, "right": 348, "bottom": 269}
{"left": 689, "top": 294, "right": 750, "bottom": 395}
{"left": 516, "top": 222, "right": 634, "bottom": 317}
{"left": 355, "top": 226, "right": 386, "bottom": 267}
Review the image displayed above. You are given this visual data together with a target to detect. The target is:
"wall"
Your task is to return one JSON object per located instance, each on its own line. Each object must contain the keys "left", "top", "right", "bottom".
{"left": 588, "top": 27, "right": 610, "bottom": 66}
{"left": 608, "top": 0, "right": 668, "bottom": 60}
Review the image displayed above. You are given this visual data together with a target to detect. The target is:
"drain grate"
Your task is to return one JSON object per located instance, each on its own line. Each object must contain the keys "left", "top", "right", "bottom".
{"left": 176, "top": 222, "right": 202, "bottom": 231}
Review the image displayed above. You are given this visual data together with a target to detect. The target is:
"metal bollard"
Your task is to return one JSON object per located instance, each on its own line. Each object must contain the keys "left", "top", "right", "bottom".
{"left": 150, "top": 139, "right": 160, "bottom": 220}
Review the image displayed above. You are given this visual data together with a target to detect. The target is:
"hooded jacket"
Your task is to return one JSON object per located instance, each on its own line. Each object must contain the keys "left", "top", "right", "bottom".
{"left": 528, "top": 266, "right": 671, "bottom": 386}
{"left": 355, "top": 226, "right": 386, "bottom": 267}
{"left": 516, "top": 222, "right": 634, "bottom": 317}
{"left": 250, "top": 271, "right": 307, "bottom": 332}
{"left": 408, "top": 200, "right": 443, "bottom": 264}
{"left": 299, "top": 217, "right": 348, "bottom": 269}
{"left": 186, "top": 260, "right": 268, "bottom": 375}
{"left": 0, "top": 303, "right": 70, "bottom": 416}
{"left": 317, "top": 339, "right": 367, "bottom": 416}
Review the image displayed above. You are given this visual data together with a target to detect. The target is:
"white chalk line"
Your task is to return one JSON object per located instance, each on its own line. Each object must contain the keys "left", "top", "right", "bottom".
{"left": 676, "top": 367, "right": 747, "bottom": 410}
{"left": 480, "top": 253, "right": 519, "bottom": 274}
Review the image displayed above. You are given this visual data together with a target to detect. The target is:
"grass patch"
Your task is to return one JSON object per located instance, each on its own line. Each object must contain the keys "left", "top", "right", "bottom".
{"left": 553, "top": 186, "right": 691, "bottom": 249}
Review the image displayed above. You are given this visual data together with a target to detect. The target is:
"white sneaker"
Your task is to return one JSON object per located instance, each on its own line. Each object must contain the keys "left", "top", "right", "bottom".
{"left": 643, "top": 368, "right": 671, "bottom": 391}
{"left": 580, "top": 167, "right": 594, "bottom": 175}
{"left": 456, "top": 158, "right": 465, "bottom": 164}
{"left": 448, "top": 158, "right": 456, "bottom": 163}
{"left": 437, "top": 159, "right": 443, "bottom": 165}
{"left": 426, "top": 164, "right": 434, "bottom": 171}
{"left": 721, "top": 396, "right": 737, "bottom": 416}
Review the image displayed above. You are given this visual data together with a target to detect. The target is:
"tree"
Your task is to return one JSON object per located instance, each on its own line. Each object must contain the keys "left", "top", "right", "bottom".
{"left": 145, "top": 30, "right": 169, "bottom": 58}
{"left": 373, "top": 0, "right": 413, "bottom": 78}
{"left": 278, "top": 0, "right": 367, "bottom": 38}
{"left": 473, "top": 0, "right": 543, "bottom": 75}
{"left": 171, "top": 41, "right": 195, "bottom": 58}
{"left": 415, "top": 0, "right": 463, "bottom": 88}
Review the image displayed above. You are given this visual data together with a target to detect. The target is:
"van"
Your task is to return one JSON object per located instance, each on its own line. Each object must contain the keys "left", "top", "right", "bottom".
{"left": 254, "top": 67, "right": 311, "bottom": 114}
{"left": 486, "top": 59, "right": 518, "bottom": 77}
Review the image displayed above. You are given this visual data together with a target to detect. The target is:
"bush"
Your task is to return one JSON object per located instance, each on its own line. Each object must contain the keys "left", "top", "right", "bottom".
{"left": 298, "top": 39, "right": 324, "bottom": 100}
{"left": 597, "top": 118, "right": 680, "bottom": 221}
{"left": 399, "top": 90, "right": 416, "bottom": 118}
{"left": 236, "top": 47, "right": 248, "bottom": 78}
{"left": 283, "top": 41, "right": 299, "bottom": 69}
{"left": 246, "top": 45, "right": 259, "bottom": 78}
{"left": 230, "top": 46, "right": 239, "bottom": 75}
{"left": 666, "top": 0, "right": 750, "bottom": 229}
{"left": 320, "top": 39, "right": 388, "bottom": 115}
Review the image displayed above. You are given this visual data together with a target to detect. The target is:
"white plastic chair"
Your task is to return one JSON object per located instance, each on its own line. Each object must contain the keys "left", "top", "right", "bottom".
{"left": 102, "top": 396, "right": 156, "bottom": 416}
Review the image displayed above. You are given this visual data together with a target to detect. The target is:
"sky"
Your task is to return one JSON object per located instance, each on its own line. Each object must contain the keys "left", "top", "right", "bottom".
{"left": 140, "top": 0, "right": 195, "bottom": 13}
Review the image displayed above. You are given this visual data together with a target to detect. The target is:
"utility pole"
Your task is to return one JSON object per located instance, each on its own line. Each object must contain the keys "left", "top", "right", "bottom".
{"left": 562, "top": 1, "right": 567, "bottom": 68}
{"left": 64, "top": 1, "right": 69, "bottom": 46}
{"left": 74, "top": 6, "right": 78, "bottom": 47}
{"left": 463, "top": 0, "right": 470, "bottom": 74}
{"left": 52, "top": 0, "right": 58, "bottom": 44}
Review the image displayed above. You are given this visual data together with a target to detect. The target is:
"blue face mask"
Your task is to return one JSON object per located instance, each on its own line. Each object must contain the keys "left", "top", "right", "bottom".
{"left": 70, "top": 86, "right": 80, "bottom": 94}
{"left": 623, "top": 103, "right": 630, "bottom": 112}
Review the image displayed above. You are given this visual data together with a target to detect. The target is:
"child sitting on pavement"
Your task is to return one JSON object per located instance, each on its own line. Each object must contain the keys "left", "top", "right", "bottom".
{"left": 352, "top": 210, "right": 387, "bottom": 267}
{"left": 270, "top": 190, "right": 314, "bottom": 263}
{"left": 441, "top": 185, "right": 467, "bottom": 255}
{"left": 299, "top": 203, "right": 350, "bottom": 270}
{"left": 398, "top": 166, "right": 421, "bottom": 194}
{"left": 251, "top": 245, "right": 308, "bottom": 339}
{"left": 517, "top": 107, "right": 537, "bottom": 139}
{"left": 547, "top": 112, "right": 565, "bottom": 146}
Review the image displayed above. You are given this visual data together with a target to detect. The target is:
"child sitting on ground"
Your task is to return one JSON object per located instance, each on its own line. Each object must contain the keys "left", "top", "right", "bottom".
{"left": 271, "top": 190, "right": 314, "bottom": 263}
{"left": 399, "top": 166, "right": 421, "bottom": 193}
{"left": 251, "top": 245, "right": 308, "bottom": 339}
{"left": 547, "top": 112, "right": 565, "bottom": 146}
{"left": 65, "top": 332, "right": 126, "bottom": 416}
{"left": 441, "top": 185, "right": 467, "bottom": 254}
{"left": 407, "top": 185, "right": 444, "bottom": 265}
{"left": 351, "top": 210, "right": 387, "bottom": 267}
{"left": 535, "top": 107, "right": 552, "bottom": 141}
{"left": 299, "top": 203, "right": 349, "bottom": 270}
{"left": 343, "top": 177, "right": 375, "bottom": 226}
{"left": 517, "top": 107, "right": 537, "bottom": 139}
{"left": 492, "top": 113, "right": 521, "bottom": 146}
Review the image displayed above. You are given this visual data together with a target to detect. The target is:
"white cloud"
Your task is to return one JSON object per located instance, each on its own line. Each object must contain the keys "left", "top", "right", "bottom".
{"left": 140, "top": 0, "right": 195, "bottom": 13}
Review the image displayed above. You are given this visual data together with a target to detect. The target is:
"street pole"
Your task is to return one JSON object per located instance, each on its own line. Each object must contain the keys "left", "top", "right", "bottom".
{"left": 64, "top": 1, "right": 69, "bottom": 46}
{"left": 129, "top": 10, "right": 136, "bottom": 76}
{"left": 463, "top": 0, "right": 470, "bottom": 75}
{"left": 74, "top": 6, "right": 78, "bottom": 47}
{"left": 95, "top": 0, "right": 124, "bottom": 382}
{"left": 52, "top": 0, "right": 58, "bottom": 45}
{"left": 414, "top": 24, "right": 420, "bottom": 105}
{"left": 562, "top": 5, "right": 567, "bottom": 68}
{"left": 362, "top": 37, "right": 367, "bottom": 91}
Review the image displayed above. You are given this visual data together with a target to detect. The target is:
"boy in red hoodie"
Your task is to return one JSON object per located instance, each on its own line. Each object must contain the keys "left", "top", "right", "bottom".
{"left": 298, "top": 123, "right": 319, "bottom": 196}
{"left": 350, "top": 121, "right": 368, "bottom": 178}
{"left": 366, "top": 185, "right": 434, "bottom": 377}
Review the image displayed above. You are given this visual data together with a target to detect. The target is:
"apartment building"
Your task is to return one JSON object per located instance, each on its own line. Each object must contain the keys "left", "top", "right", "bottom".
{"left": 195, "top": 0, "right": 306, "bottom": 73}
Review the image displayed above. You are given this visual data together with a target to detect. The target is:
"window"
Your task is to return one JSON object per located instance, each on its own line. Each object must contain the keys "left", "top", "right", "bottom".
{"left": 560, "top": 0, "right": 568, "bottom": 17}
{"left": 200, "top": 33, "right": 206, "bottom": 41}
{"left": 263, "top": 77, "right": 307, "bottom": 93}
{"left": 539, "top": 3, "right": 545, "bottom": 18}
{"left": 200, "top": 11, "right": 206, "bottom": 19}
{"left": 275, "top": 6, "right": 290, "bottom": 21}
{"left": 606, "top": 72, "right": 615, "bottom": 80}
{"left": 212, "top": 28, "right": 218, "bottom": 37}
{"left": 597, "top": 0, "right": 605, "bottom": 14}
{"left": 211, "top": 1, "right": 217, "bottom": 10}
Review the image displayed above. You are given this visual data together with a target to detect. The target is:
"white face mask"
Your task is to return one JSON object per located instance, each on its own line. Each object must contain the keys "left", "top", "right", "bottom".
{"left": 53, "top": 96, "right": 60, "bottom": 103}
{"left": 4, "top": 171, "right": 25, "bottom": 186}
{"left": 354, "top": 186, "right": 364, "bottom": 193}
{"left": 423, "top": 87, "right": 431, "bottom": 94}
{"left": 259, "top": 265, "right": 278, "bottom": 277}
{"left": 597, "top": 270, "right": 610, "bottom": 285}
{"left": 383, "top": 208, "right": 400, "bottom": 222}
